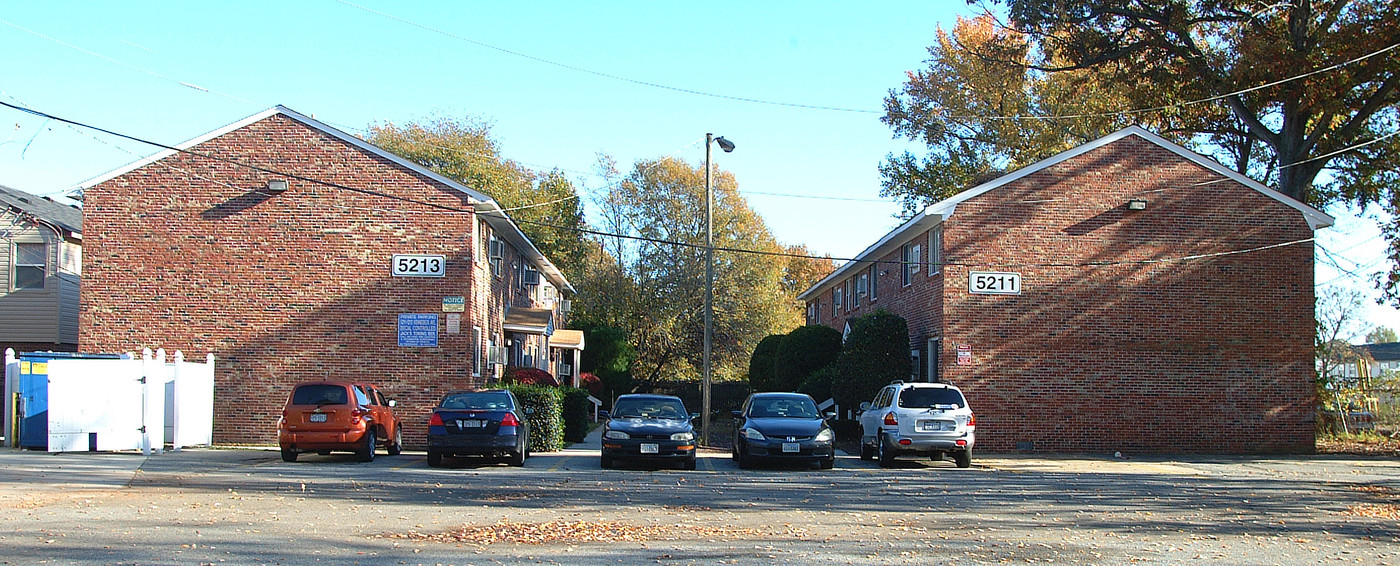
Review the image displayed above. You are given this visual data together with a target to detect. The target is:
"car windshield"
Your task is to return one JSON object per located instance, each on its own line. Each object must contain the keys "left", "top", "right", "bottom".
{"left": 440, "top": 392, "right": 512, "bottom": 411}
{"left": 748, "top": 397, "right": 818, "bottom": 418}
{"left": 611, "top": 398, "right": 687, "bottom": 419}
{"left": 899, "top": 387, "right": 966, "bottom": 409}
{"left": 291, "top": 384, "right": 348, "bottom": 406}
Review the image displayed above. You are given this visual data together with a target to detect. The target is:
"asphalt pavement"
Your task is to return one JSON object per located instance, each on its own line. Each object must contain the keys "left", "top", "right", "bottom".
{"left": 1, "top": 433, "right": 1397, "bottom": 565}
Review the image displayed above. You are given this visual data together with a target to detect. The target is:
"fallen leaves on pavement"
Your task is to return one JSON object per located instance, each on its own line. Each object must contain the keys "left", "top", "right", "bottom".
{"left": 380, "top": 519, "right": 804, "bottom": 545}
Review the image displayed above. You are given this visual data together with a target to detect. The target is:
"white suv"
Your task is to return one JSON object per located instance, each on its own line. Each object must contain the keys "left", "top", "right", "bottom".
{"left": 858, "top": 381, "right": 975, "bottom": 468}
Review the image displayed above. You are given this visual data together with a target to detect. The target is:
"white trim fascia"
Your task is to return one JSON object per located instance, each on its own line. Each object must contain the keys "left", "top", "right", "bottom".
{"left": 76, "top": 105, "right": 575, "bottom": 294}
{"left": 795, "top": 125, "right": 1334, "bottom": 303}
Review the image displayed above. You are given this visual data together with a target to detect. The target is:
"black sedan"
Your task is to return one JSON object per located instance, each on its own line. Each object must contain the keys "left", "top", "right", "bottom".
{"left": 426, "top": 390, "right": 530, "bottom": 467}
{"left": 601, "top": 394, "right": 698, "bottom": 470}
{"left": 732, "top": 392, "right": 836, "bottom": 469}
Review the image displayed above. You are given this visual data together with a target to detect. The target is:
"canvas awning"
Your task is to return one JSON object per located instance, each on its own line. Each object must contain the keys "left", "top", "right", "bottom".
{"left": 504, "top": 307, "right": 554, "bottom": 335}
{"left": 550, "top": 329, "right": 585, "bottom": 350}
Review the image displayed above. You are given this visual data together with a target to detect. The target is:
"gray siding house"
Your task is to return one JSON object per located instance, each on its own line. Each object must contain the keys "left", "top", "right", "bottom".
{"left": 1, "top": 185, "right": 82, "bottom": 353}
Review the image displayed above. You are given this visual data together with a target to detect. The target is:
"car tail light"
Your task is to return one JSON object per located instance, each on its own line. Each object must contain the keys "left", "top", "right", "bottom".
{"left": 968, "top": 413, "right": 976, "bottom": 427}
{"left": 500, "top": 412, "right": 521, "bottom": 427}
{"left": 428, "top": 413, "right": 444, "bottom": 427}
{"left": 883, "top": 411, "right": 898, "bottom": 426}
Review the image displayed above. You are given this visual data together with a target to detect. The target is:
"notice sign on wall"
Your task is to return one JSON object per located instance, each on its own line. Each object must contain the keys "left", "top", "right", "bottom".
{"left": 956, "top": 344, "right": 972, "bottom": 366}
{"left": 446, "top": 313, "right": 461, "bottom": 334}
{"left": 397, "top": 314, "right": 439, "bottom": 347}
{"left": 442, "top": 296, "right": 465, "bottom": 312}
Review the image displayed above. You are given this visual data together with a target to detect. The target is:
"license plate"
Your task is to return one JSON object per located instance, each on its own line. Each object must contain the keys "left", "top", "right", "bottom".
{"left": 919, "top": 420, "right": 950, "bottom": 432}
{"left": 640, "top": 443, "right": 659, "bottom": 454}
{"left": 309, "top": 413, "right": 327, "bottom": 423}
{"left": 457, "top": 419, "right": 486, "bottom": 429}
{"left": 782, "top": 442, "right": 800, "bottom": 453}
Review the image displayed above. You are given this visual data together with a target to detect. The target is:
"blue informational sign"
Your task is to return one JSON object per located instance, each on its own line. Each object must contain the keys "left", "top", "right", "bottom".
{"left": 397, "top": 314, "right": 440, "bottom": 347}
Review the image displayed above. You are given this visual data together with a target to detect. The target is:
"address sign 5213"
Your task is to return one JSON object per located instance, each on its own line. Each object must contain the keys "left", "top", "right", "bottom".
{"left": 392, "top": 254, "right": 446, "bottom": 277}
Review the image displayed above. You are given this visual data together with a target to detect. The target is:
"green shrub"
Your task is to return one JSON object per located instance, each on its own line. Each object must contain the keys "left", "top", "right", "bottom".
{"left": 503, "top": 385, "right": 564, "bottom": 452}
{"left": 775, "top": 325, "right": 843, "bottom": 392}
{"left": 748, "top": 334, "right": 785, "bottom": 391}
{"left": 560, "top": 387, "right": 593, "bottom": 443}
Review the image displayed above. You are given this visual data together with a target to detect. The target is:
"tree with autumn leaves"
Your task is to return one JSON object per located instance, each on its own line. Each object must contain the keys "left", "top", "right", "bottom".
{"left": 886, "top": 1, "right": 1398, "bottom": 297}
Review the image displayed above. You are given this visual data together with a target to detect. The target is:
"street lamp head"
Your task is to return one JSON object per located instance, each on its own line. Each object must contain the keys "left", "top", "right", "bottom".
{"left": 715, "top": 136, "right": 735, "bottom": 153}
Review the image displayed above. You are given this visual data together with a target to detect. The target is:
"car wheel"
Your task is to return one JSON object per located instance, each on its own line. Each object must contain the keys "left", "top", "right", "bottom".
{"left": 280, "top": 448, "right": 297, "bottom": 463}
{"left": 387, "top": 427, "right": 402, "bottom": 456}
{"left": 426, "top": 449, "right": 442, "bottom": 467}
{"left": 736, "top": 444, "right": 752, "bottom": 470}
{"left": 820, "top": 455, "right": 835, "bottom": 470}
{"left": 954, "top": 449, "right": 972, "bottom": 469}
{"left": 508, "top": 443, "right": 526, "bottom": 467}
{"left": 600, "top": 454, "right": 614, "bottom": 469}
{"left": 859, "top": 438, "right": 875, "bottom": 461}
{"left": 877, "top": 435, "right": 894, "bottom": 468}
{"left": 683, "top": 456, "right": 697, "bottom": 471}
{"left": 357, "top": 429, "right": 376, "bottom": 463}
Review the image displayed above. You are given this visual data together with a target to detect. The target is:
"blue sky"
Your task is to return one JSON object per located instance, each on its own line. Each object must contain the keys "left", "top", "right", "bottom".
{"left": 2, "top": 1, "right": 1396, "bottom": 336}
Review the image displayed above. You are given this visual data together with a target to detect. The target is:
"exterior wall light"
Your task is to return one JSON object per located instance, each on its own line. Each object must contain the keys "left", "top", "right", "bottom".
{"left": 266, "top": 180, "right": 289, "bottom": 193}
{"left": 1127, "top": 199, "right": 1148, "bottom": 211}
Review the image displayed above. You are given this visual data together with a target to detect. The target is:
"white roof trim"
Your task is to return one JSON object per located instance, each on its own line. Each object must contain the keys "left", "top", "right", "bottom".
{"left": 796, "top": 126, "right": 1334, "bottom": 302}
{"left": 77, "top": 105, "right": 574, "bottom": 294}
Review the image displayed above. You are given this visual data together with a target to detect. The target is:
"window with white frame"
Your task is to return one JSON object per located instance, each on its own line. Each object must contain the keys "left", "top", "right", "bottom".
{"left": 868, "top": 264, "right": 878, "bottom": 301}
{"left": 855, "top": 272, "right": 868, "bottom": 306}
{"left": 472, "top": 327, "right": 483, "bottom": 376}
{"left": 833, "top": 286, "right": 843, "bottom": 316}
{"left": 928, "top": 226, "right": 943, "bottom": 275}
{"left": 901, "top": 243, "right": 920, "bottom": 287}
{"left": 13, "top": 242, "right": 46, "bottom": 290}
{"left": 844, "top": 279, "right": 853, "bottom": 311}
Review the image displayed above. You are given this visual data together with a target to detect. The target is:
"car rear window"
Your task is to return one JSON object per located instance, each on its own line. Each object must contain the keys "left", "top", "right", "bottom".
{"left": 291, "top": 384, "right": 349, "bottom": 406}
{"left": 440, "top": 392, "right": 513, "bottom": 410}
{"left": 899, "top": 387, "right": 966, "bottom": 409}
{"left": 612, "top": 398, "right": 688, "bottom": 419}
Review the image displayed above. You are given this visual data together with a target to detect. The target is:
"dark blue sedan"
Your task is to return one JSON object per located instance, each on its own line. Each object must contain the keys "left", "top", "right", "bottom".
{"left": 427, "top": 390, "right": 530, "bottom": 467}
{"left": 731, "top": 392, "right": 836, "bottom": 469}
{"left": 601, "top": 394, "right": 698, "bottom": 470}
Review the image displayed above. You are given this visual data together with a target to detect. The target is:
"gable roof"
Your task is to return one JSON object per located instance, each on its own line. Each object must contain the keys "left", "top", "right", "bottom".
{"left": 0, "top": 184, "right": 82, "bottom": 236}
{"left": 78, "top": 106, "right": 573, "bottom": 293}
{"left": 1359, "top": 342, "right": 1400, "bottom": 362}
{"left": 797, "top": 126, "right": 1335, "bottom": 301}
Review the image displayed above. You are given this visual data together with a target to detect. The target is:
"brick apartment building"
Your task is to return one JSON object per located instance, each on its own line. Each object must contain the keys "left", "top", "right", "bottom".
{"left": 77, "top": 106, "right": 579, "bottom": 447}
{"left": 799, "top": 127, "right": 1332, "bottom": 453}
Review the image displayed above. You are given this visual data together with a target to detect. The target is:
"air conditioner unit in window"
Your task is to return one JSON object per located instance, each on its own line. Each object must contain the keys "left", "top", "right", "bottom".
{"left": 488, "top": 239, "right": 505, "bottom": 259}
{"left": 523, "top": 268, "right": 540, "bottom": 286}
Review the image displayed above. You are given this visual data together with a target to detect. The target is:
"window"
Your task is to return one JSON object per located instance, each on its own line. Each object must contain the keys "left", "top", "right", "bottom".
{"left": 855, "top": 273, "right": 868, "bottom": 306}
{"left": 472, "top": 327, "right": 483, "bottom": 377}
{"left": 868, "top": 264, "right": 878, "bottom": 301}
{"left": 844, "top": 279, "right": 853, "bottom": 311}
{"left": 13, "top": 242, "right": 46, "bottom": 290}
{"left": 901, "top": 243, "right": 920, "bottom": 287}
{"left": 909, "top": 348, "right": 921, "bottom": 380}
{"left": 833, "top": 286, "right": 843, "bottom": 316}
{"left": 488, "top": 235, "right": 504, "bottom": 277}
{"left": 928, "top": 226, "right": 943, "bottom": 275}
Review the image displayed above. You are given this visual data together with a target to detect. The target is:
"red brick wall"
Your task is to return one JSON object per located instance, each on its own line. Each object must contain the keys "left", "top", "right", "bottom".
{"left": 80, "top": 115, "right": 490, "bottom": 448}
{"left": 810, "top": 137, "right": 1317, "bottom": 453}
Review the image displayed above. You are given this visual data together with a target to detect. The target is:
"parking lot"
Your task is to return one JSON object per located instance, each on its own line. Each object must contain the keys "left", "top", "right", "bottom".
{"left": 1, "top": 432, "right": 1397, "bottom": 565}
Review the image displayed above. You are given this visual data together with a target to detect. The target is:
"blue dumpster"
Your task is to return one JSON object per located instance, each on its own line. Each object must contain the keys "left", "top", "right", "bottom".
{"left": 17, "top": 352, "right": 127, "bottom": 450}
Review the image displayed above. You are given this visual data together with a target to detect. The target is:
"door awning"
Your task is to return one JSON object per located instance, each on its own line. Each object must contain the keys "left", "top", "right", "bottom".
{"left": 550, "top": 329, "right": 585, "bottom": 350}
{"left": 504, "top": 306, "right": 554, "bottom": 335}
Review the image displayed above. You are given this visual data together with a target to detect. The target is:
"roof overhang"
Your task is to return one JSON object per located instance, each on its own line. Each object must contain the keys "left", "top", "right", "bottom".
{"left": 550, "top": 329, "right": 585, "bottom": 350}
{"left": 504, "top": 306, "right": 554, "bottom": 336}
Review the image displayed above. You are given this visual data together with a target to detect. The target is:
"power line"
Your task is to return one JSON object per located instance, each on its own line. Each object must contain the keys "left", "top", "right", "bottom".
{"left": 0, "top": 99, "right": 1334, "bottom": 271}
{"left": 334, "top": 1, "right": 879, "bottom": 114}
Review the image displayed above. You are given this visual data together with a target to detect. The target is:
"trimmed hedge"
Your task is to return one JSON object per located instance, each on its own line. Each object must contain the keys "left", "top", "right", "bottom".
{"left": 560, "top": 387, "right": 592, "bottom": 443}
{"left": 503, "top": 385, "right": 565, "bottom": 452}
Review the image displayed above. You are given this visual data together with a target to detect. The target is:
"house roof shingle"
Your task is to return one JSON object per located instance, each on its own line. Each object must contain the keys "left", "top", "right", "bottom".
{"left": 0, "top": 184, "right": 82, "bottom": 235}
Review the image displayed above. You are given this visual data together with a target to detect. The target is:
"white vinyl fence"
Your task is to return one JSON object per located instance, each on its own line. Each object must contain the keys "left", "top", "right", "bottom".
{"left": 4, "top": 348, "right": 214, "bottom": 454}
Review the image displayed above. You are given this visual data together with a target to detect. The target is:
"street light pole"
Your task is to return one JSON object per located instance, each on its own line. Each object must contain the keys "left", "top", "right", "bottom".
{"left": 702, "top": 133, "right": 715, "bottom": 447}
{"left": 701, "top": 133, "right": 734, "bottom": 447}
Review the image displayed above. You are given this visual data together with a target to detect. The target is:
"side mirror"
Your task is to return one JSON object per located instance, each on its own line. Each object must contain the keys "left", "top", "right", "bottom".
{"left": 858, "top": 402, "right": 871, "bottom": 412}
{"left": 730, "top": 410, "right": 743, "bottom": 419}
{"left": 387, "top": 399, "right": 397, "bottom": 408}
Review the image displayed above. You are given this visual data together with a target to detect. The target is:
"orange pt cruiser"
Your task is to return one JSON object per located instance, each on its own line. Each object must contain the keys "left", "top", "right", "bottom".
{"left": 277, "top": 381, "right": 403, "bottom": 462}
